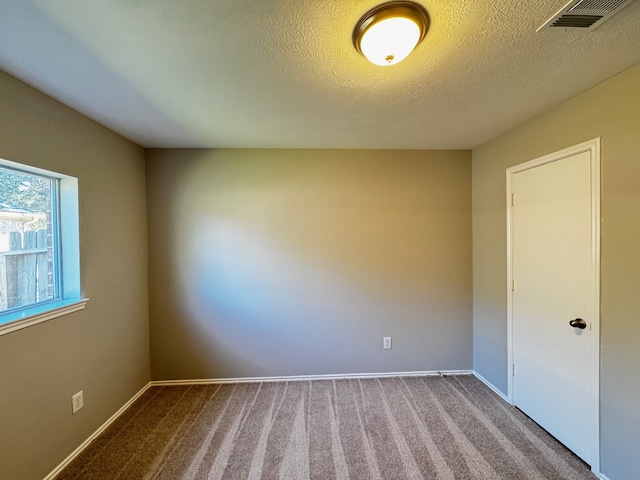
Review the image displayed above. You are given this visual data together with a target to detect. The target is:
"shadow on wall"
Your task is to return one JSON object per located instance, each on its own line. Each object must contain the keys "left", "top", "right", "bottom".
{"left": 182, "top": 220, "right": 386, "bottom": 374}
{"left": 149, "top": 149, "right": 472, "bottom": 379}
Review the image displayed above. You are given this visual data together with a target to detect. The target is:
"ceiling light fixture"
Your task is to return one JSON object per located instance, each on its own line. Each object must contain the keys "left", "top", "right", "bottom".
{"left": 353, "top": 1, "right": 429, "bottom": 67}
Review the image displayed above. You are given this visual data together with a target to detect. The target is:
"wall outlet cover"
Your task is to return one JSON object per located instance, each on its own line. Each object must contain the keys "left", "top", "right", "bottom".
{"left": 72, "top": 390, "right": 83, "bottom": 414}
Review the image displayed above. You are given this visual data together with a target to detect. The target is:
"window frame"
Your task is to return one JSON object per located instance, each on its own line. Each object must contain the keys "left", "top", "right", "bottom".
{"left": 0, "top": 158, "right": 87, "bottom": 335}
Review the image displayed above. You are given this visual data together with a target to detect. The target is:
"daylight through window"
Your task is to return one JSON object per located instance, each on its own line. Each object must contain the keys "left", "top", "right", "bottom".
{"left": 0, "top": 167, "right": 58, "bottom": 311}
{"left": 0, "top": 157, "right": 85, "bottom": 335}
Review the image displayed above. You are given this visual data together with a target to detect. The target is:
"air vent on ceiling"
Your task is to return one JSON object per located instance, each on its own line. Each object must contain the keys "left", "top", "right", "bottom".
{"left": 537, "top": 0, "right": 638, "bottom": 31}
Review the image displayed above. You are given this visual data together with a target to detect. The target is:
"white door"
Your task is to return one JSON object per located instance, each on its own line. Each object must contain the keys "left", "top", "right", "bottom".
{"left": 508, "top": 141, "right": 599, "bottom": 468}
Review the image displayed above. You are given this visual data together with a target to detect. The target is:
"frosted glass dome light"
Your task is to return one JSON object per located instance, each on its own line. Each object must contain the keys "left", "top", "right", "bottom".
{"left": 353, "top": 2, "right": 429, "bottom": 67}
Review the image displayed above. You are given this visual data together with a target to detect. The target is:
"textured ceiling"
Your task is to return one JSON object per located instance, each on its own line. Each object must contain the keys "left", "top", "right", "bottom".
{"left": 0, "top": 0, "right": 639, "bottom": 149}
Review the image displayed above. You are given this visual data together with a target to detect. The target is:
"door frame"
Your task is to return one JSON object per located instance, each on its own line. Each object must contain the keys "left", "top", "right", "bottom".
{"left": 505, "top": 138, "right": 601, "bottom": 473}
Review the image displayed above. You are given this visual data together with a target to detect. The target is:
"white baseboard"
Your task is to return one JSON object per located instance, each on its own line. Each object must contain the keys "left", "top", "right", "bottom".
{"left": 151, "top": 369, "right": 474, "bottom": 386}
{"left": 473, "top": 371, "right": 510, "bottom": 403}
{"left": 42, "top": 370, "right": 475, "bottom": 478}
{"left": 42, "top": 370, "right": 610, "bottom": 480}
{"left": 473, "top": 371, "right": 606, "bottom": 478}
{"left": 43, "top": 382, "right": 151, "bottom": 480}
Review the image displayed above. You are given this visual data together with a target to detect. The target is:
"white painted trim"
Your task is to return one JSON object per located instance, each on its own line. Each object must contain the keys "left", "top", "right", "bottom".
{"left": 591, "top": 138, "right": 602, "bottom": 478}
{"left": 150, "top": 370, "right": 474, "bottom": 386}
{"left": 43, "top": 382, "right": 151, "bottom": 480}
{"left": 0, "top": 298, "right": 89, "bottom": 336}
{"left": 473, "top": 371, "right": 509, "bottom": 403}
{"left": 40, "top": 370, "right": 522, "bottom": 479}
{"left": 505, "top": 138, "right": 601, "bottom": 475}
{"left": 598, "top": 474, "right": 611, "bottom": 480}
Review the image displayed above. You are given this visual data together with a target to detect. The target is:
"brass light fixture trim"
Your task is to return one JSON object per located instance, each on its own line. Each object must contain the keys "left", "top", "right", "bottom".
{"left": 353, "top": 1, "right": 430, "bottom": 66}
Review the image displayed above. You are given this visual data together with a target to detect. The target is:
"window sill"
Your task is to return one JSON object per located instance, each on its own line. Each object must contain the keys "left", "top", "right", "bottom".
{"left": 0, "top": 299, "right": 89, "bottom": 336}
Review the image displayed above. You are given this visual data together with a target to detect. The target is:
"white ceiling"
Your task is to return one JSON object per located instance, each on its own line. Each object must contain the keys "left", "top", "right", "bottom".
{"left": 0, "top": 0, "right": 639, "bottom": 149}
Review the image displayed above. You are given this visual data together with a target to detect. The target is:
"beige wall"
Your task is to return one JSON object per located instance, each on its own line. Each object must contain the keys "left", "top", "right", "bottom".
{"left": 147, "top": 149, "right": 472, "bottom": 380}
{"left": 472, "top": 62, "right": 640, "bottom": 479}
{"left": 0, "top": 72, "right": 150, "bottom": 479}
{"left": 8, "top": 50, "right": 635, "bottom": 479}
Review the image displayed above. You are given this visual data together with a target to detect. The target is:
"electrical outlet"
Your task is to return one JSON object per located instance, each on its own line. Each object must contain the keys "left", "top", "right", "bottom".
{"left": 383, "top": 337, "right": 392, "bottom": 349}
{"left": 72, "top": 390, "right": 83, "bottom": 414}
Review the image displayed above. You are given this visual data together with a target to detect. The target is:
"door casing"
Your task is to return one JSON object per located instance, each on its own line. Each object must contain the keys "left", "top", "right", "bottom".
{"left": 505, "top": 138, "right": 601, "bottom": 474}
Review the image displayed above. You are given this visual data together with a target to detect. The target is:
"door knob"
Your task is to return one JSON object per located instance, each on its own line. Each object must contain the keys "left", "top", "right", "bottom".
{"left": 569, "top": 318, "right": 587, "bottom": 329}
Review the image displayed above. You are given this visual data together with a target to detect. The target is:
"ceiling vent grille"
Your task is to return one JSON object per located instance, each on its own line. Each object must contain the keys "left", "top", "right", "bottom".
{"left": 538, "top": 0, "right": 638, "bottom": 31}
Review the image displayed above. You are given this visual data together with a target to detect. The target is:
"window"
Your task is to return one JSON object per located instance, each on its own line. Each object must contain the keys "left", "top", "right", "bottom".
{"left": 0, "top": 158, "right": 86, "bottom": 335}
{"left": 0, "top": 167, "right": 57, "bottom": 308}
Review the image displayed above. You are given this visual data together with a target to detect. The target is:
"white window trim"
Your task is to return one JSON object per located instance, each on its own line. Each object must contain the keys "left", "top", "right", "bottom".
{"left": 0, "top": 157, "right": 87, "bottom": 335}
{"left": 0, "top": 298, "right": 89, "bottom": 335}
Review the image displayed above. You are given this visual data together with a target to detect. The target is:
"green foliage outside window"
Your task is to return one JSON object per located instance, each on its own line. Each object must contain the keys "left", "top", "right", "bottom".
{"left": 0, "top": 169, "right": 50, "bottom": 231}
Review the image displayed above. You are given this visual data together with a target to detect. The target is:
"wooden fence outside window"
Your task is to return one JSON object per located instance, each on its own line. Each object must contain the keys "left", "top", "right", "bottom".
{"left": 0, "top": 229, "right": 52, "bottom": 310}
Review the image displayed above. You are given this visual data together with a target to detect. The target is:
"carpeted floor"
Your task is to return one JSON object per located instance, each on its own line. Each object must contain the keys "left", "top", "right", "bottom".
{"left": 55, "top": 375, "right": 596, "bottom": 479}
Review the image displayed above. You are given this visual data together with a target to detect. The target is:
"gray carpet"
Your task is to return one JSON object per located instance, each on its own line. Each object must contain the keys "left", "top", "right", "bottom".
{"left": 55, "top": 375, "right": 596, "bottom": 479}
